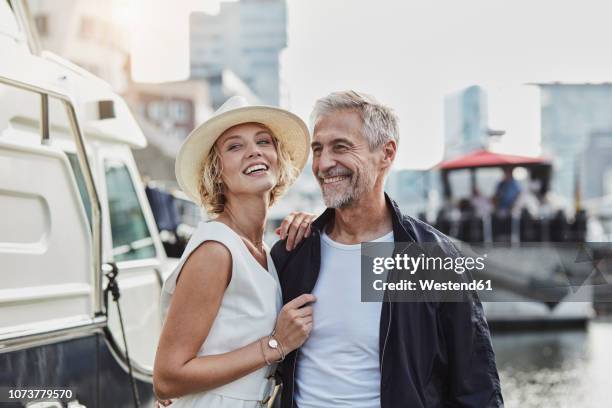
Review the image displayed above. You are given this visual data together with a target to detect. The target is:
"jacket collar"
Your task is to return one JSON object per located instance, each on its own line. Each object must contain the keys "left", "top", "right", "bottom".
{"left": 311, "top": 192, "right": 417, "bottom": 243}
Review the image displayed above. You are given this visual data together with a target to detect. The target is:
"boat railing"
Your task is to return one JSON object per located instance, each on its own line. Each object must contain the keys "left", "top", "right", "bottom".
{"left": 434, "top": 208, "right": 587, "bottom": 244}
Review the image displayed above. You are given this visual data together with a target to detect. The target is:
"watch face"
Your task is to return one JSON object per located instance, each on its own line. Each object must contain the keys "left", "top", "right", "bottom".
{"left": 268, "top": 338, "right": 278, "bottom": 349}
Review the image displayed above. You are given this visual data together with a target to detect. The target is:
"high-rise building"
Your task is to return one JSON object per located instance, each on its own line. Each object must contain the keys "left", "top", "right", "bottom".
{"left": 444, "top": 85, "right": 489, "bottom": 159}
{"left": 190, "top": 0, "right": 287, "bottom": 106}
{"left": 535, "top": 83, "right": 612, "bottom": 202}
{"left": 29, "top": 0, "right": 130, "bottom": 92}
{"left": 123, "top": 79, "right": 214, "bottom": 182}
{"left": 385, "top": 169, "right": 437, "bottom": 218}
{"left": 583, "top": 131, "right": 612, "bottom": 200}
{"left": 28, "top": 0, "right": 219, "bottom": 182}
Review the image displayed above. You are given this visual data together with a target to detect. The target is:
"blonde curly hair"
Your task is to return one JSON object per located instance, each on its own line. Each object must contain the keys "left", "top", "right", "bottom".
{"left": 197, "top": 127, "right": 300, "bottom": 215}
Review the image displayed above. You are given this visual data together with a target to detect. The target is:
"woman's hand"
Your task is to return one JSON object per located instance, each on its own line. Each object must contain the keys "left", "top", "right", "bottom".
{"left": 275, "top": 212, "right": 317, "bottom": 251}
{"left": 273, "top": 293, "right": 316, "bottom": 354}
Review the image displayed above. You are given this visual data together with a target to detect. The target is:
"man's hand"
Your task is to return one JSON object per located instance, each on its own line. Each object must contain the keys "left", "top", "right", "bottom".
{"left": 275, "top": 211, "right": 316, "bottom": 251}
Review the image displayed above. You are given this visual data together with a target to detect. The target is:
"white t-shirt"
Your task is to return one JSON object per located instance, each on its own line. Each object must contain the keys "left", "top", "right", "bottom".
{"left": 294, "top": 229, "right": 394, "bottom": 408}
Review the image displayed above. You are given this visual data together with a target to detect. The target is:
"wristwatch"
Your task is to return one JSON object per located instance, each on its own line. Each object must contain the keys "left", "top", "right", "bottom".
{"left": 267, "top": 332, "right": 286, "bottom": 362}
{"left": 268, "top": 337, "right": 279, "bottom": 350}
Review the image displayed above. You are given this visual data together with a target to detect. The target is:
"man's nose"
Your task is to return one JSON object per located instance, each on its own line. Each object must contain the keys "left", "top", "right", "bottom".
{"left": 317, "top": 149, "right": 336, "bottom": 172}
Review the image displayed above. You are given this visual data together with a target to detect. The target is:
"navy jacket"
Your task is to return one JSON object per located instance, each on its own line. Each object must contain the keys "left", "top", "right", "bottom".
{"left": 270, "top": 194, "right": 503, "bottom": 408}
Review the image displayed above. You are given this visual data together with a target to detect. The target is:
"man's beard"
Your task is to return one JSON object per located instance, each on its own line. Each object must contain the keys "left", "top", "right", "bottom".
{"left": 318, "top": 164, "right": 376, "bottom": 208}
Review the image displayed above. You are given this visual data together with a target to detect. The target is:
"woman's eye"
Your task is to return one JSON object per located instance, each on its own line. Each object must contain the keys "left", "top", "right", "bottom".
{"left": 257, "top": 139, "right": 272, "bottom": 145}
{"left": 228, "top": 144, "right": 241, "bottom": 151}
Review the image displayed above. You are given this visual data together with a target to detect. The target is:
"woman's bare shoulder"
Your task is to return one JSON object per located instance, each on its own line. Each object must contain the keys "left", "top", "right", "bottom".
{"left": 177, "top": 240, "right": 232, "bottom": 286}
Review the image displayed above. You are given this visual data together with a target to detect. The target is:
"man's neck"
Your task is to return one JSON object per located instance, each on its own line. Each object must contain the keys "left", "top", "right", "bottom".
{"left": 326, "top": 191, "right": 393, "bottom": 245}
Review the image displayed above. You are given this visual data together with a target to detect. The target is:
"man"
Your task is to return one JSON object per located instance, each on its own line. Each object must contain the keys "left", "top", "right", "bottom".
{"left": 271, "top": 90, "right": 503, "bottom": 407}
{"left": 493, "top": 167, "right": 522, "bottom": 214}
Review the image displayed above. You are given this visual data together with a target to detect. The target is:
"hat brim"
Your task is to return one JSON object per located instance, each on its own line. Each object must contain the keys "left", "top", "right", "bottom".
{"left": 175, "top": 105, "right": 310, "bottom": 205}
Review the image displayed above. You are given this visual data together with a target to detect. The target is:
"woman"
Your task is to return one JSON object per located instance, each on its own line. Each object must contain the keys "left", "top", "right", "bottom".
{"left": 154, "top": 96, "right": 314, "bottom": 407}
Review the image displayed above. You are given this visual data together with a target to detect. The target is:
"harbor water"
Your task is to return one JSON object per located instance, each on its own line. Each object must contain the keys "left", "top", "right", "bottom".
{"left": 492, "top": 319, "right": 612, "bottom": 407}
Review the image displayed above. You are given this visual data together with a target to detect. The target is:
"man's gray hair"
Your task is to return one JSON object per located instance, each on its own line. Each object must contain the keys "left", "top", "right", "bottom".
{"left": 310, "top": 90, "right": 399, "bottom": 150}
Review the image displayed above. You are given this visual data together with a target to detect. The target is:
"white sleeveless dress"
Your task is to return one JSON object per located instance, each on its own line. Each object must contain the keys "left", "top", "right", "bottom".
{"left": 160, "top": 221, "right": 283, "bottom": 407}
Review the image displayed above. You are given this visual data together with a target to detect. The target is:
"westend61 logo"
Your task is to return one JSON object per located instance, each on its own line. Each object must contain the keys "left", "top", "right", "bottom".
{"left": 369, "top": 253, "right": 492, "bottom": 295}
{"left": 360, "top": 242, "right": 500, "bottom": 302}
{"left": 372, "top": 253, "right": 487, "bottom": 275}
{"left": 362, "top": 241, "right": 612, "bottom": 303}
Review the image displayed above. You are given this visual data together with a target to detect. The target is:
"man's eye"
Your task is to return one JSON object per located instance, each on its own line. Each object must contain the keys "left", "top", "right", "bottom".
{"left": 335, "top": 145, "right": 348, "bottom": 151}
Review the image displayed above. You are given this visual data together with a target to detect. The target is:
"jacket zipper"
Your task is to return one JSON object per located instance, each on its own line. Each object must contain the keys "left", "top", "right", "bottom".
{"left": 380, "top": 265, "right": 395, "bottom": 405}
{"left": 380, "top": 296, "right": 392, "bottom": 386}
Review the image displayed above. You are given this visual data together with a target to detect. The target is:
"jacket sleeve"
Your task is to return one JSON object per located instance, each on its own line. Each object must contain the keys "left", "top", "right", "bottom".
{"left": 439, "top": 291, "right": 504, "bottom": 407}
{"left": 434, "top": 236, "right": 504, "bottom": 407}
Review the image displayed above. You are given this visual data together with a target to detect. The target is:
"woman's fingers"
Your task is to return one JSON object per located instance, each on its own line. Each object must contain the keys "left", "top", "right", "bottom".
{"left": 287, "top": 220, "right": 308, "bottom": 251}
{"left": 285, "top": 293, "right": 316, "bottom": 310}
{"left": 298, "top": 316, "right": 313, "bottom": 326}
{"left": 285, "top": 212, "right": 309, "bottom": 250}
{"left": 294, "top": 305, "right": 313, "bottom": 318}
{"left": 276, "top": 294, "right": 316, "bottom": 351}
{"left": 278, "top": 212, "right": 296, "bottom": 240}
{"left": 301, "top": 320, "right": 313, "bottom": 333}
{"left": 304, "top": 214, "right": 315, "bottom": 238}
{"left": 286, "top": 213, "right": 316, "bottom": 250}
{"left": 277, "top": 212, "right": 316, "bottom": 250}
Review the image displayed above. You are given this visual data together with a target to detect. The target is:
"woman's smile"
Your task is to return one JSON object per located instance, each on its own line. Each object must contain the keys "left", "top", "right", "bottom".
{"left": 243, "top": 162, "right": 270, "bottom": 177}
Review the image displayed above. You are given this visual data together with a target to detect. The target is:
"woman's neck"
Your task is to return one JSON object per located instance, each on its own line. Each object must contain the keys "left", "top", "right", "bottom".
{"left": 217, "top": 193, "right": 268, "bottom": 245}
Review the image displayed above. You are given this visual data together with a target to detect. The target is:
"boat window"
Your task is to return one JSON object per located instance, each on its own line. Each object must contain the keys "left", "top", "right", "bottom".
{"left": 47, "top": 96, "right": 94, "bottom": 228}
{"left": 105, "top": 159, "right": 156, "bottom": 261}
{"left": 0, "top": 81, "right": 41, "bottom": 141}
{"left": 65, "top": 152, "right": 92, "bottom": 227}
{"left": 48, "top": 96, "right": 74, "bottom": 139}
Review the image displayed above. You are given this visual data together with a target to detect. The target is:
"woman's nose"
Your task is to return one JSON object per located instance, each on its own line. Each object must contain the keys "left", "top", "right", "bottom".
{"left": 246, "top": 143, "right": 263, "bottom": 158}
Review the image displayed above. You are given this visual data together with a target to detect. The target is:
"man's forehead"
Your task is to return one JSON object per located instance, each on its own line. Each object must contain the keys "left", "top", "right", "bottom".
{"left": 313, "top": 110, "right": 363, "bottom": 142}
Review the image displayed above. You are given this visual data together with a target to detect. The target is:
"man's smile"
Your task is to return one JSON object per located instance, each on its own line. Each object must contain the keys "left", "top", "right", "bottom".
{"left": 322, "top": 175, "right": 350, "bottom": 184}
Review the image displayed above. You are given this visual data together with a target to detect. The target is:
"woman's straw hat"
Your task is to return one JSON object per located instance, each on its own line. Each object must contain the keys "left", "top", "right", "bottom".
{"left": 175, "top": 96, "right": 310, "bottom": 204}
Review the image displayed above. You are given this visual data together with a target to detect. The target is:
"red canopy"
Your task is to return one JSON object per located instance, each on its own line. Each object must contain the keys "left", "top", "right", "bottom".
{"left": 438, "top": 149, "right": 549, "bottom": 170}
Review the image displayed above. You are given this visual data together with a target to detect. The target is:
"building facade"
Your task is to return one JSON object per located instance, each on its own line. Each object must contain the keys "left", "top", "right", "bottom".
{"left": 29, "top": 0, "right": 130, "bottom": 92}
{"left": 124, "top": 80, "right": 214, "bottom": 182}
{"left": 582, "top": 131, "right": 612, "bottom": 200}
{"left": 190, "top": 0, "right": 287, "bottom": 106}
{"left": 444, "top": 85, "right": 489, "bottom": 158}
{"left": 28, "top": 0, "right": 221, "bottom": 182}
{"left": 536, "top": 83, "right": 612, "bottom": 202}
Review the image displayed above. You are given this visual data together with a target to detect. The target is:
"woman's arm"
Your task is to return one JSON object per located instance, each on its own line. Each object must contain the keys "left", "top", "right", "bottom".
{"left": 153, "top": 241, "right": 314, "bottom": 400}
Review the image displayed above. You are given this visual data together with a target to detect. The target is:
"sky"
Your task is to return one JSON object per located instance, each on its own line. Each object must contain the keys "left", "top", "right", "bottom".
{"left": 131, "top": 0, "right": 612, "bottom": 169}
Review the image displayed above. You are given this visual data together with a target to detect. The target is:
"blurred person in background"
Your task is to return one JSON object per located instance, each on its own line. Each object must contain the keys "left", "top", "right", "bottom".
{"left": 493, "top": 167, "right": 522, "bottom": 215}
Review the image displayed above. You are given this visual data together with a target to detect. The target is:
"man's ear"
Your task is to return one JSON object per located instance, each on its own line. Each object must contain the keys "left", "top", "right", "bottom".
{"left": 380, "top": 139, "right": 397, "bottom": 169}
